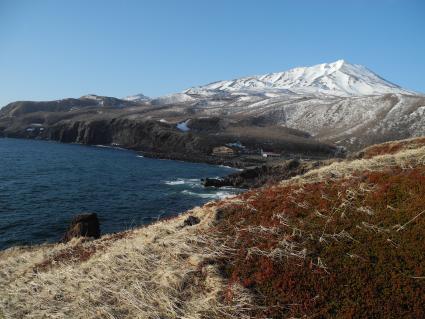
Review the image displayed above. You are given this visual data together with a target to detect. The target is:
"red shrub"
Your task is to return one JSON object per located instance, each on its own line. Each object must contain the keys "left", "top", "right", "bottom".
{"left": 216, "top": 167, "right": 425, "bottom": 318}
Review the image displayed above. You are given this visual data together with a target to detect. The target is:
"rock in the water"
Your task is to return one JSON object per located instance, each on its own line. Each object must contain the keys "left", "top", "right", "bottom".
{"left": 183, "top": 215, "right": 200, "bottom": 226}
{"left": 203, "top": 178, "right": 226, "bottom": 187}
{"left": 62, "top": 213, "right": 101, "bottom": 242}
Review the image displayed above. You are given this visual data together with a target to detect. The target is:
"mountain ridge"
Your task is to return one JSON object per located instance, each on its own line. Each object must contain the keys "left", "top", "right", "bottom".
{"left": 185, "top": 59, "right": 416, "bottom": 97}
{"left": 125, "top": 60, "right": 418, "bottom": 102}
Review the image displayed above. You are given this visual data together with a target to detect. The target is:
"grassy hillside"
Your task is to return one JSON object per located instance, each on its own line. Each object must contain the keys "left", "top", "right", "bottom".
{"left": 215, "top": 148, "right": 425, "bottom": 317}
{"left": 1, "top": 138, "right": 425, "bottom": 318}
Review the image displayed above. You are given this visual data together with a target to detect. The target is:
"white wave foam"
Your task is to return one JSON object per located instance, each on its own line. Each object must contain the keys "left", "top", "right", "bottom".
{"left": 94, "top": 145, "right": 126, "bottom": 151}
{"left": 218, "top": 164, "right": 243, "bottom": 171}
{"left": 181, "top": 190, "right": 235, "bottom": 199}
{"left": 164, "top": 178, "right": 200, "bottom": 187}
{"left": 165, "top": 180, "right": 186, "bottom": 185}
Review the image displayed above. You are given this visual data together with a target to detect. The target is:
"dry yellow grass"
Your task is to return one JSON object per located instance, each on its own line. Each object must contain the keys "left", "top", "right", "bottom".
{"left": 285, "top": 145, "right": 425, "bottom": 185}
{"left": 0, "top": 205, "right": 252, "bottom": 319}
{"left": 356, "top": 136, "right": 425, "bottom": 159}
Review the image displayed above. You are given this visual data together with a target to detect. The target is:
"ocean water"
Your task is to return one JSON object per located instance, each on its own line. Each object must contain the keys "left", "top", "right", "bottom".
{"left": 0, "top": 138, "right": 240, "bottom": 250}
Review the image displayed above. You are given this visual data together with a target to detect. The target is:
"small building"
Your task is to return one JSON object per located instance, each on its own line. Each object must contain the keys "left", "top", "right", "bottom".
{"left": 212, "top": 146, "right": 235, "bottom": 156}
{"left": 25, "top": 124, "right": 45, "bottom": 133}
{"left": 261, "top": 149, "right": 281, "bottom": 158}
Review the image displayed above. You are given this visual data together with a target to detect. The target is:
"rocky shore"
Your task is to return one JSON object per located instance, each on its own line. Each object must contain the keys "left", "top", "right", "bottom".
{"left": 139, "top": 150, "right": 269, "bottom": 169}
{"left": 202, "top": 158, "right": 337, "bottom": 188}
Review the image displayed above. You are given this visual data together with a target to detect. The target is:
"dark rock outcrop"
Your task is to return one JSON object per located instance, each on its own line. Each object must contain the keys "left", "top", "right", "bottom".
{"left": 183, "top": 215, "right": 201, "bottom": 226}
{"left": 48, "top": 118, "right": 214, "bottom": 155}
{"left": 62, "top": 213, "right": 101, "bottom": 242}
{"left": 203, "top": 178, "right": 226, "bottom": 187}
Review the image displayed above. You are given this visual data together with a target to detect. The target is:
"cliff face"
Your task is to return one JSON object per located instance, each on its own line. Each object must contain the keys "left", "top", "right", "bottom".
{"left": 47, "top": 118, "right": 222, "bottom": 156}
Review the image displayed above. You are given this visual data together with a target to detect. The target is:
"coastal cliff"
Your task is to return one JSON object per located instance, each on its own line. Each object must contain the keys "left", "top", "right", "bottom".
{"left": 0, "top": 98, "right": 340, "bottom": 167}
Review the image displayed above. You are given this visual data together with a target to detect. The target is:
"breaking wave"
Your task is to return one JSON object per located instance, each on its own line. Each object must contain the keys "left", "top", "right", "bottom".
{"left": 164, "top": 178, "right": 201, "bottom": 187}
{"left": 181, "top": 190, "right": 235, "bottom": 199}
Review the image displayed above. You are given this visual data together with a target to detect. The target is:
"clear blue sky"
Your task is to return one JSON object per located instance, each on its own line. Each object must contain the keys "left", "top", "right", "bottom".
{"left": 0, "top": 0, "right": 424, "bottom": 107}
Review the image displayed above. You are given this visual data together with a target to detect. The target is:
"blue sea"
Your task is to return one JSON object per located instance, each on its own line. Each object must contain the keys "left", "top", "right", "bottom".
{"left": 0, "top": 138, "right": 240, "bottom": 250}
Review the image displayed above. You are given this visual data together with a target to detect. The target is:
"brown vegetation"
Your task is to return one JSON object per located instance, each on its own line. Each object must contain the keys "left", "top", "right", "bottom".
{"left": 215, "top": 166, "right": 425, "bottom": 317}
{"left": 357, "top": 137, "right": 425, "bottom": 159}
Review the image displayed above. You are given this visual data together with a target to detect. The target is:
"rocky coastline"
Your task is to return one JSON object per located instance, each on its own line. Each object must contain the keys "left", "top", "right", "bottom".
{"left": 202, "top": 158, "right": 337, "bottom": 188}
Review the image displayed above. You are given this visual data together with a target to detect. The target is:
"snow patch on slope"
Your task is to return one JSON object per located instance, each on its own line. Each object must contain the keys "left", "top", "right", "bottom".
{"left": 81, "top": 94, "right": 104, "bottom": 101}
{"left": 176, "top": 119, "right": 191, "bottom": 132}
{"left": 153, "top": 93, "right": 195, "bottom": 105}
{"left": 123, "top": 93, "right": 151, "bottom": 102}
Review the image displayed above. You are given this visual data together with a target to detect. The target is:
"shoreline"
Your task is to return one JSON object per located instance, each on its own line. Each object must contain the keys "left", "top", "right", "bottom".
{"left": 0, "top": 136, "right": 271, "bottom": 169}
{"left": 0, "top": 138, "right": 246, "bottom": 251}
{"left": 0, "top": 137, "right": 336, "bottom": 250}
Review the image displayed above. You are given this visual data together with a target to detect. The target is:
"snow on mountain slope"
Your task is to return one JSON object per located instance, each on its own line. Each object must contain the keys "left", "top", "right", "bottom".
{"left": 151, "top": 93, "right": 196, "bottom": 105}
{"left": 186, "top": 60, "right": 415, "bottom": 97}
{"left": 119, "top": 60, "right": 424, "bottom": 150}
{"left": 123, "top": 93, "right": 151, "bottom": 102}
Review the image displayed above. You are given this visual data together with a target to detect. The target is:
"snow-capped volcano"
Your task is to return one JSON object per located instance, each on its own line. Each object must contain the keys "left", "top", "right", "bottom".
{"left": 186, "top": 60, "right": 414, "bottom": 97}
